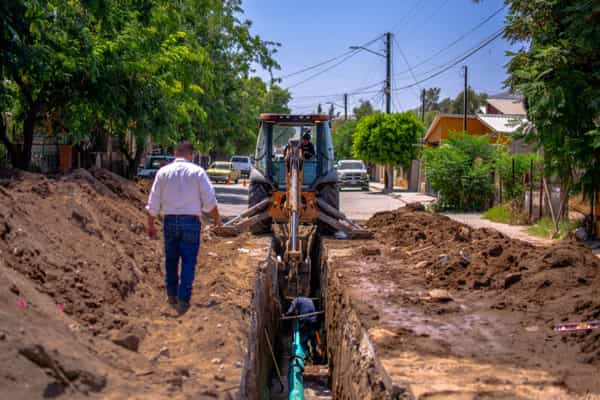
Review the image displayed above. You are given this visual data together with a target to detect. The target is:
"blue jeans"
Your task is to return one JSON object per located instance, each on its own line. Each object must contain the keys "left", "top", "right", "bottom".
{"left": 163, "top": 215, "right": 201, "bottom": 303}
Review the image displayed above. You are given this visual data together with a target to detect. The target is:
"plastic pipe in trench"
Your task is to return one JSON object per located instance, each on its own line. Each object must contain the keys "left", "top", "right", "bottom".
{"left": 288, "top": 319, "right": 305, "bottom": 400}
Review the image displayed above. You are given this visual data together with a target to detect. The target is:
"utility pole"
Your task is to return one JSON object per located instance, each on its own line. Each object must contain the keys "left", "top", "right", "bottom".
{"left": 385, "top": 32, "right": 392, "bottom": 115}
{"left": 385, "top": 32, "right": 393, "bottom": 191}
{"left": 420, "top": 88, "right": 426, "bottom": 122}
{"left": 344, "top": 93, "right": 348, "bottom": 121}
{"left": 463, "top": 65, "right": 468, "bottom": 131}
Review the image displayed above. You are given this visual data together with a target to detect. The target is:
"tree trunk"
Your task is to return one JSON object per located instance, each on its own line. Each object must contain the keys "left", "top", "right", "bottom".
{"left": 18, "top": 109, "right": 36, "bottom": 170}
{"left": 0, "top": 114, "right": 20, "bottom": 168}
{"left": 385, "top": 164, "right": 394, "bottom": 192}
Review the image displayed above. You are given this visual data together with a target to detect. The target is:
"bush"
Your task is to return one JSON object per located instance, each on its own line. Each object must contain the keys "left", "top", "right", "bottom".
{"left": 527, "top": 217, "right": 580, "bottom": 239}
{"left": 423, "top": 133, "right": 496, "bottom": 211}
{"left": 495, "top": 150, "right": 540, "bottom": 202}
{"left": 484, "top": 202, "right": 528, "bottom": 225}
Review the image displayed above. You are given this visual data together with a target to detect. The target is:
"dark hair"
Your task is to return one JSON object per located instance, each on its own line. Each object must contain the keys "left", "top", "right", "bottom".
{"left": 302, "top": 133, "right": 311, "bottom": 141}
{"left": 175, "top": 140, "right": 194, "bottom": 155}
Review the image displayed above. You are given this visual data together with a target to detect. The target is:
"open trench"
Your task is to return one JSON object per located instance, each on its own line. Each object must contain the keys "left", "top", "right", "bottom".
{"left": 239, "top": 231, "right": 394, "bottom": 400}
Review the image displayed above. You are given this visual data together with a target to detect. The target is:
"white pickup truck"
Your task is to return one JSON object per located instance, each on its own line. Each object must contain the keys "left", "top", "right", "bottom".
{"left": 229, "top": 155, "right": 252, "bottom": 178}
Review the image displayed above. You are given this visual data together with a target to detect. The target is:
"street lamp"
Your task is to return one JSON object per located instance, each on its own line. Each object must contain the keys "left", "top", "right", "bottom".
{"left": 349, "top": 46, "right": 385, "bottom": 58}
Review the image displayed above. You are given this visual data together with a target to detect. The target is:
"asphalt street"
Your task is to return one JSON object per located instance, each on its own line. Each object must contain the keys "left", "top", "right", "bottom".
{"left": 215, "top": 183, "right": 404, "bottom": 220}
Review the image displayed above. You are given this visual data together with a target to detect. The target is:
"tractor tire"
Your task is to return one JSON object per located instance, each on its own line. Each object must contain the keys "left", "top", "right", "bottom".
{"left": 317, "top": 183, "right": 340, "bottom": 236}
{"left": 248, "top": 183, "right": 272, "bottom": 234}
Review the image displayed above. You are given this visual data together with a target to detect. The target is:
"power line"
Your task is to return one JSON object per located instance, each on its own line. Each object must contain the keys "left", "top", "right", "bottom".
{"left": 392, "top": 28, "right": 505, "bottom": 92}
{"left": 393, "top": 4, "right": 507, "bottom": 77}
{"left": 285, "top": 51, "right": 361, "bottom": 90}
{"left": 278, "top": 34, "right": 383, "bottom": 84}
{"left": 389, "top": 0, "right": 423, "bottom": 34}
{"left": 289, "top": 80, "right": 384, "bottom": 100}
{"left": 393, "top": 36, "right": 421, "bottom": 97}
{"left": 397, "top": 0, "right": 451, "bottom": 36}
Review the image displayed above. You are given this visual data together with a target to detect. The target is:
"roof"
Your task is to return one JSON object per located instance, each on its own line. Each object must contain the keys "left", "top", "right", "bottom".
{"left": 477, "top": 114, "right": 527, "bottom": 134}
{"left": 488, "top": 90, "right": 523, "bottom": 100}
{"left": 423, "top": 114, "right": 480, "bottom": 143}
{"left": 486, "top": 98, "right": 526, "bottom": 115}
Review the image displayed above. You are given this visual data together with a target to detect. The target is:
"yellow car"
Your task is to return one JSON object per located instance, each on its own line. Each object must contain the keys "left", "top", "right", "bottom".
{"left": 207, "top": 162, "right": 241, "bottom": 184}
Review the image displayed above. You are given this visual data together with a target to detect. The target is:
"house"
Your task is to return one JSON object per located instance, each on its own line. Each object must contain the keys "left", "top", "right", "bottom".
{"left": 484, "top": 92, "right": 526, "bottom": 115}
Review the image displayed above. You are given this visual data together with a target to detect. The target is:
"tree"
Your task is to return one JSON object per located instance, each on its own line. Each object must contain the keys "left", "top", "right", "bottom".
{"left": 452, "top": 88, "right": 488, "bottom": 115}
{"left": 352, "top": 100, "right": 374, "bottom": 120}
{"left": 423, "top": 133, "right": 498, "bottom": 211}
{"left": 504, "top": 0, "right": 600, "bottom": 236}
{"left": 331, "top": 120, "right": 357, "bottom": 160}
{"left": 0, "top": 1, "right": 95, "bottom": 169}
{"left": 423, "top": 87, "right": 441, "bottom": 111}
{"left": 352, "top": 111, "right": 423, "bottom": 191}
{"left": 328, "top": 103, "right": 335, "bottom": 120}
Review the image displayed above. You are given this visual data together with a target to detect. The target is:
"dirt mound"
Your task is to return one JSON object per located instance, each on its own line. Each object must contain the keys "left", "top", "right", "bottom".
{"left": 0, "top": 169, "right": 267, "bottom": 399}
{"left": 366, "top": 208, "right": 600, "bottom": 364}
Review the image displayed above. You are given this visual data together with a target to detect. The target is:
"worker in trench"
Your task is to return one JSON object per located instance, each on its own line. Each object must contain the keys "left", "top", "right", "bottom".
{"left": 285, "top": 296, "right": 323, "bottom": 361}
{"left": 146, "top": 140, "right": 222, "bottom": 314}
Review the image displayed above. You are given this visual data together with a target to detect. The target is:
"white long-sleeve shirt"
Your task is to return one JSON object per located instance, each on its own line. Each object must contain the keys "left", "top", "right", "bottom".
{"left": 145, "top": 158, "right": 217, "bottom": 217}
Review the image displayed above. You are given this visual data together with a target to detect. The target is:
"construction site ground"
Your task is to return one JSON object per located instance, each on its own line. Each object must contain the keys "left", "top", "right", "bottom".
{"left": 1, "top": 171, "right": 599, "bottom": 399}
{"left": 324, "top": 207, "right": 600, "bottom": 399}
{"left": 0, "top": 169, "right": 270, "bottom": 399}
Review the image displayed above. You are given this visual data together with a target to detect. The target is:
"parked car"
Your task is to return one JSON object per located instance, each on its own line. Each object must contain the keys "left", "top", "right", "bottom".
{"left": 137, "top": 155, "right": 175, "bottom": 178}
{"left": 337, "top": 160, "right": 369, "bottom": 191}
{"left": 229, "top": 155, "right": 252, "bottom": 178}
{"left": 207, "top": 161, "right": 241, "bottom": 184}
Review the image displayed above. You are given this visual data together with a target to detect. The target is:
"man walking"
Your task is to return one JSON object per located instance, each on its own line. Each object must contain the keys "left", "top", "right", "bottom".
{"left": 146, "top": 140, "right": 221, "bottom": 313}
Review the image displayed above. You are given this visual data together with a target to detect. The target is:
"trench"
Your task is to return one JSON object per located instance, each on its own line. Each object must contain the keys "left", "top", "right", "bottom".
{"left": 238, "top": 232, "right": 332, "bottom": 400}
{"left": 240, "top": 233, "right": 395, "bottom": 400}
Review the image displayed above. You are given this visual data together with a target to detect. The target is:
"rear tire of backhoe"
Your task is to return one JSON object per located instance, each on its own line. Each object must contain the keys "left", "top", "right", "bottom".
{"left": 317, "top": 183, "right": 339, "bottom": 236}
{"left": 248, "top": 183, "right": 272, "bottom": 234}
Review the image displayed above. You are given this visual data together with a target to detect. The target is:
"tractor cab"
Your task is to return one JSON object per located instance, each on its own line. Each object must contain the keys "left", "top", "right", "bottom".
{"left": 253, "top": 114, "right": 336, "bottom": 192}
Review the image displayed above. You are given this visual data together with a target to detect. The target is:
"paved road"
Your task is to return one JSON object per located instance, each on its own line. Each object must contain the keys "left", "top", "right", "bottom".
{"left": 214, "top": 183, "right": 404, "bottom": 220}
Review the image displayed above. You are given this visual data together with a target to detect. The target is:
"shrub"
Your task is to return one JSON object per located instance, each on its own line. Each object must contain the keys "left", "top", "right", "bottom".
{"left": 423, "top": 133, "right": 496, "bottom": 211}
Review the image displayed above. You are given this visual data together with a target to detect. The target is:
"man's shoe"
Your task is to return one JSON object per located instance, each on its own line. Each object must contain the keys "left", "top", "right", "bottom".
{"left": 167, "top": 296, "right": 177, "bottom": 306}
{"left": 176, "top": 299, "right": 191, "bottom": 314}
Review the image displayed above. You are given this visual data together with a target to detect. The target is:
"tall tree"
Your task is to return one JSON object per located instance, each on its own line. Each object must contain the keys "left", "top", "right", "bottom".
{"left": 331, "top": 120, "right": 357, "bottom": 160}
{"left": 352, "top": 100, "right": 374, "bottom": 120}
{"left": 423, "top": 87, "right": 441, "bottom": 111}
{"left": 352, "top": 111, "right": 423, "bottom": 191}
{"left": 504, "top": 0, "right": 600, "bottom": 235}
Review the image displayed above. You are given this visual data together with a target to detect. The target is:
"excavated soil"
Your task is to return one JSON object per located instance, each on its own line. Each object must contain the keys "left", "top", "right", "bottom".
{"left": 324, "top": 206, "right": 600, "bottom": 399}
{"left": 0, "top": 169, "right": 270, "bottom": 399}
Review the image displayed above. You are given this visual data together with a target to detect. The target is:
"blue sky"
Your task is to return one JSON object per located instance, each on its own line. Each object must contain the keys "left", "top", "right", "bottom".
{"left": 242, "top": 0, "right": 521, "bottom": 114}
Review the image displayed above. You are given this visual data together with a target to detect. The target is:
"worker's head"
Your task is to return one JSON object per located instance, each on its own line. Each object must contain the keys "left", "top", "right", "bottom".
{"left": 174, "top": 140, "right": 194, "bottom": 161}
{"left": 302, "top": 132, "right": 311, "bottom": 144}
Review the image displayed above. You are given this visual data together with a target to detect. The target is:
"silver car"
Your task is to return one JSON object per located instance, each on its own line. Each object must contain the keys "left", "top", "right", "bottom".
{"left": 337, "top": 160, "right": 369, "bottom": 191}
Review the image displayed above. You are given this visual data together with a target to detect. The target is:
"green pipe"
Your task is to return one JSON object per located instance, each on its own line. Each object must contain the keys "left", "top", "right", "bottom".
{"left": 288, "top": 319, "right": 305, "bottom": 400}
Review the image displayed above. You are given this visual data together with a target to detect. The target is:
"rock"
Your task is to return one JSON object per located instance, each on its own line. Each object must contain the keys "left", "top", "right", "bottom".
{"left": 454, "top": 227, "right": 471, "bottom": 242}
{"left": 574, "top": 227, "right": 588, "bottom": 241}
{"left": 9, "top": 283, "right": 19, "bottom": 295}
{"left": 0, "top": 332, "right": 6, "bottom": 341}
{"left": 211, "top": 358, "right": 223, "bottom": 365}
{"left": 361, "top": 246, "right": 381, "bottom": 256}
{"left": 234, "top": 361, "right": 243, "bottom": 368}
{"left": 176, "top": 367, "right": 190, "bottom": 377}
{"left": 429, "top": 289, "right": 453, "bottom": 303}
{"left": 110, "top": 332, "right": 141, "bottom": 352}
{"left": 13, "top": 247, "right": 24, "bottom": 257}
{"left": 415, "top": 261, "right": 428, "bottom": 269}
{"left": 504, "top": 273, "right": 522, "bottom": 289}
{"left": 214, "top": 374, "right": 226, "bottom": 382}
{"left": 438, "top": 254, "right": 449, "bottom": 266}
{"left": 488, "top": 245, "right": 503, "bottom": 257}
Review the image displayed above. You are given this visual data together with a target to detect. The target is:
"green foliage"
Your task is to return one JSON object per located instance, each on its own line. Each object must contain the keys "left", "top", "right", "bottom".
{"left": 352, "top": 100, "right": 374, "bottom": 120}
{"left": 504, "top": 0, "right": 600, "bottom": 221}
{"left": 484, "top": 204, "right": 513, "bottom": 224}
{"left": 495, "top": 151, "right": 540, "bottom": 201}
{"left": 331, "top": 120, "right": 357, "bottom": 160}
{"left": 352, "top": 111, "right": 422, "bottom": 168}
{"left": 484, "top": 202, "right": 528, "bottom": 225}
{"left": 527, "top": 217, "right": 580, "bottom": 240}
{"left": 0, "top": 0, "right": 287, "bottom": 172}
{"left": 423, "top": 133, "right": 497, "bottom": 211}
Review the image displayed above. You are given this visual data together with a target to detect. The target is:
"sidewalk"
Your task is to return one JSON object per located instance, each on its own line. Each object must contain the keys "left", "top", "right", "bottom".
{"left": 368, "top": 182, "right": 436, "bottom": 205}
